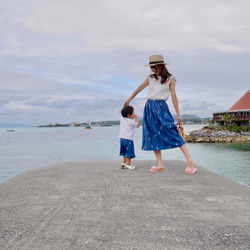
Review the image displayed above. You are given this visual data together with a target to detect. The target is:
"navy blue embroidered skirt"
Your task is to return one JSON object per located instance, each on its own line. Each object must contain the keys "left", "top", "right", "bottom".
{"left": 142, "top": 100, "right": 185, "bottom": 151}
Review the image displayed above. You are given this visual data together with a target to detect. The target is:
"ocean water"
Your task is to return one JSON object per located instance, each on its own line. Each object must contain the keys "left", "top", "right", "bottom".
{"left": 0, "top": 125, "right": 249, "bottom": 186}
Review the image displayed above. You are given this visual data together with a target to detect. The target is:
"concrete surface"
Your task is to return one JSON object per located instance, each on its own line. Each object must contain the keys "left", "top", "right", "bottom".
{"left": 0, "top": 160, "right": 249, "bottom": 250}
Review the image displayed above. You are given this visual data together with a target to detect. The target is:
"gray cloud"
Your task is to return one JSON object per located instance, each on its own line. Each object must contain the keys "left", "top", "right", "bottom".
{"left": 0, "top": 0, "right": 250, "bottom": 125}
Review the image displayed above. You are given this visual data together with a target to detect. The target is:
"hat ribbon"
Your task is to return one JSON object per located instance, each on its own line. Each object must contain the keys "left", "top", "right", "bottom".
{"left": 149, "top": 61, "right": 164, "bottom": 65}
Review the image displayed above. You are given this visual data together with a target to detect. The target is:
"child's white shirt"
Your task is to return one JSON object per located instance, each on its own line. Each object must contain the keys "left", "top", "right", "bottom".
{"left": 118, "top": 116, "right": 138, "bottom": 140}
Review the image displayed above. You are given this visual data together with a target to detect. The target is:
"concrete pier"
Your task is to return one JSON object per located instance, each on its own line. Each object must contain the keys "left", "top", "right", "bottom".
{"left": 0, "top": 160, "right": 249, "bottom": 250}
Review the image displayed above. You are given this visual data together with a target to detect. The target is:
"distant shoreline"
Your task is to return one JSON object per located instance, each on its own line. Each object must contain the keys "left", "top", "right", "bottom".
{"left": 1, "top": 115, "right": 212, "bottom": 129}
{"left": 37, "top": 119, "right": 210, "bottom": 128}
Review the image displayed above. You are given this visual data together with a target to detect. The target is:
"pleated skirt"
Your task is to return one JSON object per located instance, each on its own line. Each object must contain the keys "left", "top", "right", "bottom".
{"left": 142, "top": 100, "right": 185, "bottom": 151}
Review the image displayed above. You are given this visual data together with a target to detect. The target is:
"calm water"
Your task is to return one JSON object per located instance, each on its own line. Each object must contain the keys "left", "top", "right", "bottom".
{"left": 0, "top": 125, "right": 249, "bottom": 185}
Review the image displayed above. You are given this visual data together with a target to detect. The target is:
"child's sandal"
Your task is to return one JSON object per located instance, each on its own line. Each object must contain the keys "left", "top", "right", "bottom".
{"left": 125, "top": 165, "right": 136, "bottom": 170}
{"left": 121, "top": 163, "right": 126, "bottom": 169}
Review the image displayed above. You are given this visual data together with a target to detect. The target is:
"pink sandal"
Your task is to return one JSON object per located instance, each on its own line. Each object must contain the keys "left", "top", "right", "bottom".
{"left": 150, "top": 166, "right": 165, "bottom": 172}
{"left": 185, "top": 167, "right": 197, "bottom": 175}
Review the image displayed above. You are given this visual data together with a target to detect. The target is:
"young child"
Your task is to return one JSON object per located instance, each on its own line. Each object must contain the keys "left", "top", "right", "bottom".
{"left": 118, "top": 105, "right": 139, "bottom": 170}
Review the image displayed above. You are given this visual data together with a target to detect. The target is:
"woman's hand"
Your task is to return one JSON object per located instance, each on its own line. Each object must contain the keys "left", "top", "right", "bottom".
{"left": 124, "top": 100, "right": 129, "bottom": 107}
{"left": 177, "top": 114, "right": 183, "bottom": 124}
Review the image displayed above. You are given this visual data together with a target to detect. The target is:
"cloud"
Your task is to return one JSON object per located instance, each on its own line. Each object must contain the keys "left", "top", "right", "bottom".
{"left": 0, "top": 0, "right": 250, "bottom": 125}
{"left": 2, "top": 0, "right": 250, "bottom": 53}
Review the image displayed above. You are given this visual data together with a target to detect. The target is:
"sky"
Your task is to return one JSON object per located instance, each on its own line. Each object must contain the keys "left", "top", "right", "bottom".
{"left": 1, "top": 0, "right": 250, "bottom": 126}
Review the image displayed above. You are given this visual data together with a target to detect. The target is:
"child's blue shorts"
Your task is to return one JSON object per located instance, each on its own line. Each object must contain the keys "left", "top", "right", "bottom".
{"left": 119, "top": 138, "right": 135, "bottom": 158}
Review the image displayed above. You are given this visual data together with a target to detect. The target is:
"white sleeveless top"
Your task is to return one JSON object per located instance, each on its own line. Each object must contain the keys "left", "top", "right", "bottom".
{"left": 147, "top": 75, "right": 173, "bottom": 101}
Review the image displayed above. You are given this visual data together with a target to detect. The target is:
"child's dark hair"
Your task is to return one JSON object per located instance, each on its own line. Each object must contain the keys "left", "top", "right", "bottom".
{"left": 121, "top": 105, "right": 134, "bottom": 118}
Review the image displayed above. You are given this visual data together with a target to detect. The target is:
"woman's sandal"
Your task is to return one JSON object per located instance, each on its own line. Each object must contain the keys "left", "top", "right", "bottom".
{"left": 185, "top": 160, "right": 197, "bottom": 175}
{"left": 150, "top": 166, "right": 165, "bottom": 172}
{"left": 185, "top": 167, "right": 197, "bottom": 175}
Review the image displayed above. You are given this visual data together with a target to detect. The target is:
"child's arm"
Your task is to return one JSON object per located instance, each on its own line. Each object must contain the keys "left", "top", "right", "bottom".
{"left": 134, "top": 114, "right": 139, "bottom": 127}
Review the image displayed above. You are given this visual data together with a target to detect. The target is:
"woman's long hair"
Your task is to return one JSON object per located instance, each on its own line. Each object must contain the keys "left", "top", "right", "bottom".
{"left": 150, "top": 64, "right": 172, "bottom": 84}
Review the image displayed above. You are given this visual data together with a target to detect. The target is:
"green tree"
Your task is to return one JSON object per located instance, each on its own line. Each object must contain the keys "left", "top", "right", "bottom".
{"left": 222, "top": 113, "right": 234, "bottom": 130}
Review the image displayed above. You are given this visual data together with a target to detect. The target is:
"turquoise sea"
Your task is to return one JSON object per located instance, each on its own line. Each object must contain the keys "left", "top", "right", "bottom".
{"left": 0, "top": 125, "right": 249, "bottom": 186}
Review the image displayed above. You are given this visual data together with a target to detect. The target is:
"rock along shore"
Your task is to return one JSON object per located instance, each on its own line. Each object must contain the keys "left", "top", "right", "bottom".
{"left": 185, "top": 126, "right": 250, "bottom": 143}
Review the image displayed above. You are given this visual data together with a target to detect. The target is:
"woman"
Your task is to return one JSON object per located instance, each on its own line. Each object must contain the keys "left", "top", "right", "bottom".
{"left": 124, "top": 55, "right": 197, "bottom": 174}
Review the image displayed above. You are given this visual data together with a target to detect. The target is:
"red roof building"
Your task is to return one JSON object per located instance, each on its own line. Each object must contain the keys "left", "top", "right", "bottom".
{"left": 213, "top": 90, "right": 250, "bottom": 127}
{"left": 229, "top": 90, "right": 250, "bottom": 111}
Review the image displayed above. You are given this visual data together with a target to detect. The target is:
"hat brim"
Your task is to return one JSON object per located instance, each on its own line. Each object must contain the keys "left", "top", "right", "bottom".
{"left": 144, "top": 62, "right": 170, "bottom": 67}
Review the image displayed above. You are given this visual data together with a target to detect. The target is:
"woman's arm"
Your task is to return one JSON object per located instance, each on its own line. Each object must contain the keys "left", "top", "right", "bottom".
{"left": 124, "top": 77, "right": 149, "bottom": 106}
{"left": 169, "top": 77, "right": 182, "bottom": 124}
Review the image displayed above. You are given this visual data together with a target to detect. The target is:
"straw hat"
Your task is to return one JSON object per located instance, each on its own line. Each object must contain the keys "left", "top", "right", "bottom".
{"left": 144, "top": 54, "right": 170, "bottom": 67}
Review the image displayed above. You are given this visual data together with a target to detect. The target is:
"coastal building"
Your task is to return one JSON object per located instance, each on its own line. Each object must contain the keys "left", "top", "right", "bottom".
{"left": 50, "top": 122, "right": 65, "bottom": 127}
{"left": 213, "top": 90, "right": 250, "bottom": 127}
{"left": 69, "top": 122, "right": 80, "bottom": 127}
